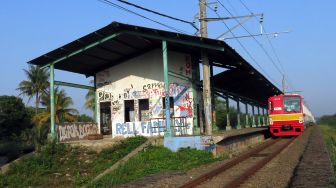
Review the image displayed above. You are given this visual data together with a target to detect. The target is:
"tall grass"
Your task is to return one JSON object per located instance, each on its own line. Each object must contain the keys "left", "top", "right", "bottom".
{"left": 0, "top": 136, "right": 147, "bottom": 187}
{"left": 319, "top": 124, "right": 336, "bottom": 184}
{"left": 90, "top": 146, "right": 217, "bottom": 187}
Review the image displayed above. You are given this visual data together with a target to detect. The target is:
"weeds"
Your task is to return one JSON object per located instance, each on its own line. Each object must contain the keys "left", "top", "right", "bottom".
{"left": 0, "top": 136, "right": 147, "bottom": 187}
{"left": 91, "top": 146, "right": 216, "bottom": 187}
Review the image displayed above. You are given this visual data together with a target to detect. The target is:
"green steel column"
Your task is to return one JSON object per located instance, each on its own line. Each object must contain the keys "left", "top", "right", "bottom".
{"left": 262, "top": 108, "right": 265, "bottom": 126}
{"left": 252, "top": 105, "right": 256, "bottom": 127}
{"left": 162, "top": 41, "right": 171, "bottom": 137}
{"left": 94, "top": 75, "right": 98, "bottom": 123}
{"left": 50, "top": 64, "right": 55, "bottom": 140}
{"left": 257, "top": 106, "right": 261, "bottom": 127}
{"left": 245, "top": 102, "right": 249, "bottom": 128}
{"left": 236, "top": 98, "right": 241, "bottom": 129}
{"left": 225, "top": 96, "right": 231, "bottom": 130}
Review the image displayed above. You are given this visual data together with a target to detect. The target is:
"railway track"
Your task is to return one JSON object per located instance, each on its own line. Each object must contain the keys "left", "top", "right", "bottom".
{"left": 180, "top": 137, "right": 296, "bottom": 188}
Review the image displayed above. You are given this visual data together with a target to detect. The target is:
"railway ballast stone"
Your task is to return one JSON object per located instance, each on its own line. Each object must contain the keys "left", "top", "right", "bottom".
{"left": 289, "top": 126, "right": 335, "bottom": 188}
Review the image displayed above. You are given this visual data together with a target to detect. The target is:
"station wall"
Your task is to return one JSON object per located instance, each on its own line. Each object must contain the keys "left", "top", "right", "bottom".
{"left": 95, "top": 49, "right": 198, "bottom": 137}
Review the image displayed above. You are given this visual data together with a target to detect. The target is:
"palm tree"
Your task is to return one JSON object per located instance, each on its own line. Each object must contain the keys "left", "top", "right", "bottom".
{"left": 85, "top": 80, "right": 95, "bottom": 118}
{"left": 33, "top": 87, "right": 79, "bottom": 125}
{"left": 17, "top": 65, "right": 49, "bottom": 114}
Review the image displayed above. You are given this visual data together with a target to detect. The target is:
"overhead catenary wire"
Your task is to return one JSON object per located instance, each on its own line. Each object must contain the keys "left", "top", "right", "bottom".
{"left": 216, "top": 0, "right": 285, "bottom": 80}
{"left": 204, "top": 3, "right": 281, "bottom": 88}
{"left": 98, "top": 0, "right": 193, "bottom": 35}
{"left": 114, "top": 0, "right": 199, "bottom": 31}
{"left": 238, "top": 0, "right": 297, "bottom": 91}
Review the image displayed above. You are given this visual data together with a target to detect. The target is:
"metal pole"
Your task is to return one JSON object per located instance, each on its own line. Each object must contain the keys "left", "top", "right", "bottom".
{"left": 262, "top": 108, "right": 265, "bottom": 126}
{"left": 236, "top": 98, "right": 241, "bottom": 129}
{"left": 257, "top": 106, "right": 261, "bottom": 127}
{"left": 226, "top": 96, "right": 231, "bottom": 130}
{"left": 252, "top": 104, "right": 256, "bottom": 127}
{"left": 162, "top": 41, "right": 171, "bottom": 137}
{"left": 199, "top": 0, "right": 212, "bottom": 135}
{"left": 245, "top": 102, "right": 249, "bottom": 128}
{"left": 50, "top": 64, "right": 55, "bottom": 140}
{"left": 94, "top": 75, "right": 98, "bottom": 123}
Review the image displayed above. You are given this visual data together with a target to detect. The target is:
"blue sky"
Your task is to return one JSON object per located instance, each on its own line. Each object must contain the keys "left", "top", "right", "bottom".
{"left": 1, "top": 0, "right": 335, "bottom": 117}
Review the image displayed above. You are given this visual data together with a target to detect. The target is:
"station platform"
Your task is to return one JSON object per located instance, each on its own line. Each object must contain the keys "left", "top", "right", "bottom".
{"left": 212, "top": 126, "right": 268, "bottom": 144}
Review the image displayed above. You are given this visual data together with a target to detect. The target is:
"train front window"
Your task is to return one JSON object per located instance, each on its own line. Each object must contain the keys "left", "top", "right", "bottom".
{"left": 284, "top": 96, "right": 301, "bottom": 113}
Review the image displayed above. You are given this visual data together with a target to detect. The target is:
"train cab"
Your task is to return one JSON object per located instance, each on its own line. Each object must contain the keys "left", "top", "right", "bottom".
{"left": 268, "top": 94, "right": 304, "bottom": 136}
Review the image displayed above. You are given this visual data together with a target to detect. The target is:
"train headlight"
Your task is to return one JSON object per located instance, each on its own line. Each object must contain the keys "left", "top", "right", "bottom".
{"left": 269, "top": 118, "right": 273, "bottom": 125}
{"left": 299, "top": 117, "right": 303, "bottom": 124}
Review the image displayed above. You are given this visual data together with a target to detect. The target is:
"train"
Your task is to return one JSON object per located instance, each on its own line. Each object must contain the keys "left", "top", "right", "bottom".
{"left": 268, "top": 94, "right": 315, "bottom": 137}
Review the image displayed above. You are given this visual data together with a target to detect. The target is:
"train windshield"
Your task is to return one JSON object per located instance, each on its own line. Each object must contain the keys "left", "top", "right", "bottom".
{"left": 284, "top": 96, "right": 301, "bottom": 113}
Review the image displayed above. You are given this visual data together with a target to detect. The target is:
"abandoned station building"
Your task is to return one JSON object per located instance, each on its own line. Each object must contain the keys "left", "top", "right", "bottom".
{"left": 28, "top": 22, "right": 281, "bottom": 141}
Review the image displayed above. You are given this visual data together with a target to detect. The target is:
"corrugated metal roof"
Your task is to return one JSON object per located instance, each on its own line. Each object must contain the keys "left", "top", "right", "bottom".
{"left": 28, "top": 21, "right": 282, "bottom": 104}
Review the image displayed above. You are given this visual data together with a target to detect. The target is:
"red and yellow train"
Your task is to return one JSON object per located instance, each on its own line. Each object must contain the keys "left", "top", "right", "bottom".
{"left": 268, "top": 94, "right": 315, "bottom": 137}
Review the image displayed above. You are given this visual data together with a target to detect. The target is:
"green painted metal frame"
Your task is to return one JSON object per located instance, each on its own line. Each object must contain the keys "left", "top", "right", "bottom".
{"left": 162, "top": 41, "right": 171, "bottom": 138}
{"left": 54, "top": 81, "right": 95, "bottom": 90}
{"left": 41, "top": 32, "right": 122, "bottom": 69}
{"left": 236, "top": 98, "right": 241, "bottom": 129}
{"left": 49, "top": 64, "right": 55, "bottom": 140}
{"left": 123, "top": 31, "right": 225, "bottom": 51}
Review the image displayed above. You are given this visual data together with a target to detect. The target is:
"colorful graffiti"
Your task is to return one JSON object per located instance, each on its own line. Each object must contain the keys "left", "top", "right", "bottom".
{"left": 58, "top": 123, "right": 98, "bottom": 142}
{"left": 113, "top": 118, "right": 191, "bottom": 137}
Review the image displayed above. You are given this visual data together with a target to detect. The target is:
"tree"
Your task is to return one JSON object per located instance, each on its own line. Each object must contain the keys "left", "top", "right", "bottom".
{"left": 85, "top": 80, "right": 95, "bottom": 118}
{"left": 0, "top": 96, "right": 32, "bottom": 139}
{"left": 33, "top": 87, "right": 79, "bottom": 125}
{"left": 17, "top": 65, "right": 49, "bottom": 114}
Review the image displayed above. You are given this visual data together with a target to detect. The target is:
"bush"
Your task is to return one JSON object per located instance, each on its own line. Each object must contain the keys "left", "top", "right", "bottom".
{"left": 0, "top": 96, "right": 33, "bottom": 140}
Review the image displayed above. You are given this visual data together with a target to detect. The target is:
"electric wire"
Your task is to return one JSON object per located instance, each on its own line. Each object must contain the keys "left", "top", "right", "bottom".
{"left": 98, "top": 0, "right": 193, "bottom": 35}
{"left": 238, "top": 0, "right": 297, "bottom": 91}
{"left": 205, "top": 3, "right": 281, "bottom": 88}
{"left": 216, "top": 0, "right": 284, "bottom": 80}
{"left": 114, "top": 0, "right": 199, "bottom": 31}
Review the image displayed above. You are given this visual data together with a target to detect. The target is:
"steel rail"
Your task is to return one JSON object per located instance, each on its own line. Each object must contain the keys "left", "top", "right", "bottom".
{"left": 224, "top": 137, "right": 296, "bottom": 188}
{"left": 179, "top": 138, "right": 281, "bottom": 188}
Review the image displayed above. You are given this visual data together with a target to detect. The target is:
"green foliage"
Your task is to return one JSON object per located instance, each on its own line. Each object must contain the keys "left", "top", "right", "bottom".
{"left": 17, "top": 65, "right": 49, "bottom": 114}
{"left": 0, "top": 96, "right": 33, "bottom": 139}
{"left": 91, "top": 146, "right": 215, "bottom": 187}
{"left": 0, "top": 136, "right": 147, "bottom": 187}
{"left": 320, "top": 125, "right": 336, "bottom": 185}
{"left": 76, "top": 114, "right": 95, "bottom": 122}
{"left": 318, "top": 114, "right": 336, "bottom": 125}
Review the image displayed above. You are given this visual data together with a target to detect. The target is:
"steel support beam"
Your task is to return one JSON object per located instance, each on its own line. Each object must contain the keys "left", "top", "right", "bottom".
{"left": 123, "top": 31, "right": 225, "bottom": 51}
{"left": 252, "top": 105, "right": 256, "bottom": 127}
{"left": 162, "top": 41, "right": 171, "bottom": 137}
{"left": 245, "top": 102, "right": 249, "bottom": 128}
{"left": 262, "top": 108, "right": 265, "bottom": 126}
{"left": 49, "top": 64, "right": 56, "bottom": 140}
{"left": 226, "top": 96, "right": 231, "bottom": 130}
{"left": 54, "top": 81, "right": 95, "bottom": 90}
{"left": 236, "top": 98, "right": 241, "bottom": 129}
{"left": 94, "top": 75, "right": 98, "bottom": 124}
{"left": 257, "top": 106, "right": 261, "bottom": 127}
{"left": 41, "top": 32, "right": 122, "bottom": 69}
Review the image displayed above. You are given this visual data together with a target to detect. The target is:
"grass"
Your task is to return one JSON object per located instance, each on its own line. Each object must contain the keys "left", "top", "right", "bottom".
{"left": 319, "top": 124, "right": 336, "bottom": 185}
{"left": 0, "top": 136, "right": 147, "bottom": 187}
{"left": 90, "top": 146, "right": 218, "bottom": 187}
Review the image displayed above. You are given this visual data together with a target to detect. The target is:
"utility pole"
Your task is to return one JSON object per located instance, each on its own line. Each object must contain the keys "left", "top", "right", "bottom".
{"left": 199, "top": 0, "right": 212, "bottom": 135}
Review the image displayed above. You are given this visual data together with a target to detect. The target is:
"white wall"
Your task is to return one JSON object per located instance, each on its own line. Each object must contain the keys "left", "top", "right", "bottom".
{"left": 95, "top": 49, "right": 197, "bottom": 137}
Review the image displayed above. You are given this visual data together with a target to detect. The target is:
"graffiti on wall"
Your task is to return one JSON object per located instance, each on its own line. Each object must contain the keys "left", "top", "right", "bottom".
{"left": 113, "top": 118, "right": 192, "bottom": 137}
{"left": 58, "top": 123, "right": 98, "bottom": 142}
